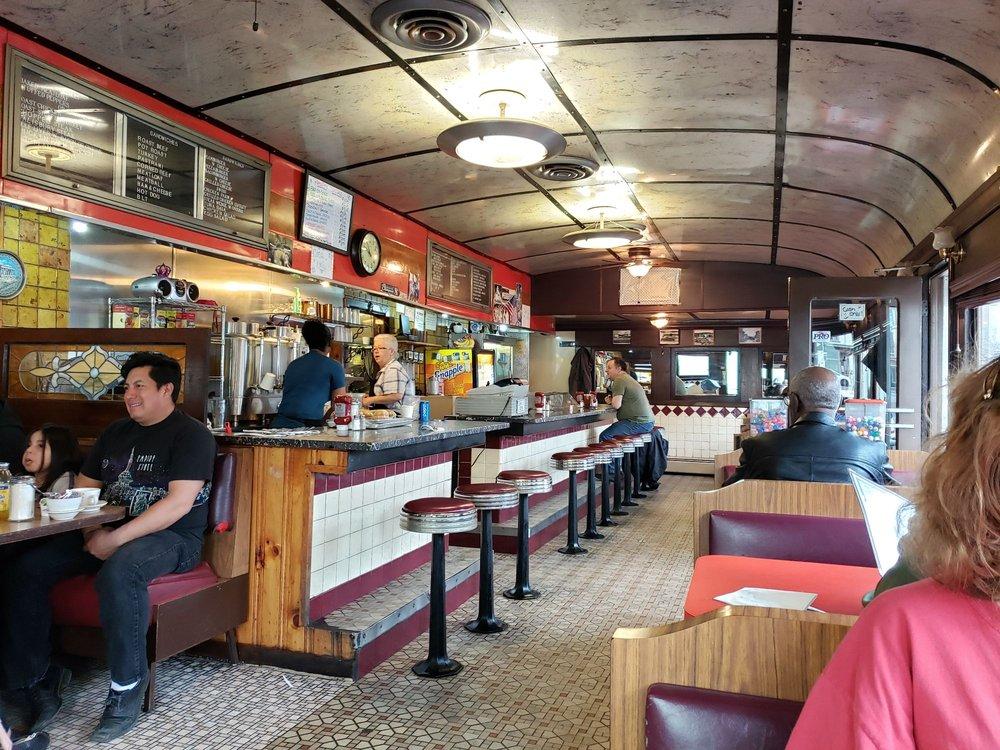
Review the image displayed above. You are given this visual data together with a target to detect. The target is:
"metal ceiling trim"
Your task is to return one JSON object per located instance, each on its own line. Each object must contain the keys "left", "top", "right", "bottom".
{"left": 770, "top": 0, "right": 795, "bottom": 265}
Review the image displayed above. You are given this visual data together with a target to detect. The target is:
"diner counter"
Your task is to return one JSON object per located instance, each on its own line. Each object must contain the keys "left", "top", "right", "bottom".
{"left": 448, "top": 406, "right": 614, "bottom": 436}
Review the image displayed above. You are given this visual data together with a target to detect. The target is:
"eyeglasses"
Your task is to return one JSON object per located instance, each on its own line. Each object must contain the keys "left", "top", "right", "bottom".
{"left": 984, "top": 365, "right": 1000, "bottom": 401}
{"left": 372, "top": 346, "right": 392, "bottom": 352}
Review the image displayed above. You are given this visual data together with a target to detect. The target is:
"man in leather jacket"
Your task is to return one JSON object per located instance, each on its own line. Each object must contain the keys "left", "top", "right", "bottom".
{"left": 724, "top": 366, "right": 892, "bottom": 486}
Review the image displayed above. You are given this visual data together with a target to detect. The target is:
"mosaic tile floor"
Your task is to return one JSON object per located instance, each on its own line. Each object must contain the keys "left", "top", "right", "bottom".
{"left": 42, "top": 474, "right": 709, "bottom": 749}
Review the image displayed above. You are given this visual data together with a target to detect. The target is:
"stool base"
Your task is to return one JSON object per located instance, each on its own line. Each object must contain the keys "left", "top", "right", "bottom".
{"left": 465, "top": 615, "right": 508, "bottom": 634}
{"left": 580, "top": 529, "right": 605, "bottom": 540}
{"left": 610, "top": 509, "right": 629, "bottom": 516}
{"left": 503, "top": 585, "right": 541, "bottom": 600}
{"left": 598, "top": 517, "right": 619, "bottom": 526}
{"left": 413, "top": 657, "right": 464, "bottom": 679}
{"left": 558, "top": 544, "right": 588, "bottom": 555}
{"left": 622, "top": 499, "right": 640, "bottom": 507}
{"left": 632, "top": 491, "right": 648, "bottom": 499}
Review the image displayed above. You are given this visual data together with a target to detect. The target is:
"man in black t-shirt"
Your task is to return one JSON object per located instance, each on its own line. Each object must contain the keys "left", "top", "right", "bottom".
{"left": 0, "top": 352, "right": 215, "bottom": 744}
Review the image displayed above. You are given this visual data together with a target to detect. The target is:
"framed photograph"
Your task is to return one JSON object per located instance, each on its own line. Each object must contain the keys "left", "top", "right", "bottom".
{"left": 693, "top": 329, "right": 715, "bottom": 346}
{"left": 612, "top": 329, "right": 631, "bottom": 345}
{"left": 658, "top": 328, "right": 680, "bottom": 345}
{"left": 739, "top": 327, "right": 762, "bottom": 344}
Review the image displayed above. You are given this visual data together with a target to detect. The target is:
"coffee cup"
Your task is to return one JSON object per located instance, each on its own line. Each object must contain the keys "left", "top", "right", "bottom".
{"left": 76, "top": 488, "right": 101, "bottom": 508}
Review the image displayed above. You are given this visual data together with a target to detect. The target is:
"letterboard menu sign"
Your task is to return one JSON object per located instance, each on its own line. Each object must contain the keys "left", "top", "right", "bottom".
{"left": 3, "top": 51, "right": 269, "bottom": 247}
{"left": 298, "top": 172, "right": 353, "bottom": 253}
{"left": 426, "top": 241, "right": 492, "bottom": 312}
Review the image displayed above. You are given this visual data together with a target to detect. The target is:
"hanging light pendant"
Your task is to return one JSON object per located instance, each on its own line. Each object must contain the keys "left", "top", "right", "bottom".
{"left": 437, "top": 90, "right": 566, "bottom": 169}
{"left": 562, "top": 207, "right": 643, "bottom": 249}
{"left": 650, "top": 313, "right": 668, "bottom": 329}
{"left": 626, "top": 260, "right": 652, "bottom": 277}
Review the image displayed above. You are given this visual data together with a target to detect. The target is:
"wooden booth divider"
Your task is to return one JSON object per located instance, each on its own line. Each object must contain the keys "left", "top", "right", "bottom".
{"left": 713, "top": 448, "right": 929, "bottom": 488}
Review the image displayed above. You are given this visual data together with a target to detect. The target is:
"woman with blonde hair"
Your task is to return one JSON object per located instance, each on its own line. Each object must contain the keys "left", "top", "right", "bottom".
{"left": 788, "top": 356, "right": 1000, "bottom": 749}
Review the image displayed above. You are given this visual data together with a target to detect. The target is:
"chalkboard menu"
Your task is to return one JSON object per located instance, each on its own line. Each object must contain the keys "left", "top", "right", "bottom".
{"left": 124, "top": 117, "right": 196, "bottom": 215}
{"left": 202, "top": 148, "right": 266, "bottom": 238}
{"left": 4, "top": 52, "right": 269, "bottom": 246}
{"left": 298, "top": 172, "right": 353, "bottom": 253}
{"left": 426, "top": 241, "right": 492, "bottom": 311}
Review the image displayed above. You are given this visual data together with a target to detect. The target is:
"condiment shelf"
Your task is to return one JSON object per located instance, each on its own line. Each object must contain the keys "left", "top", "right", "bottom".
{"left": 267, "top": 312, "right": 365, "bottom": 328}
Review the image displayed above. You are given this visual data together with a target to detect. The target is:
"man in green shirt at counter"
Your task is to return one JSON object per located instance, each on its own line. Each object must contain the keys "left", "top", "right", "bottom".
{"left": 600, "top": 357, "right": 655, "bottom": 440}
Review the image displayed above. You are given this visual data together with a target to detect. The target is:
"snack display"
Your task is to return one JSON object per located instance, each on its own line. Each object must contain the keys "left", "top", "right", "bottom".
{"left": 747, "top": 399, "right": 787, "bottom": 436}
{"left": 842, "top": 399, "right": 886, "bottom": 442}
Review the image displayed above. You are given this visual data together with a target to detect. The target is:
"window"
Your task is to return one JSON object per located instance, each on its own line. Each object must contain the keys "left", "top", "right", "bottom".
{"left": 672, "top": 349, "right": 741, "bottom": 399}
{"left": 928, "top": 271, "right": 949, "bottom": 434}
{"left": 974, "top": 298, "right": 1000, "bottom": 367}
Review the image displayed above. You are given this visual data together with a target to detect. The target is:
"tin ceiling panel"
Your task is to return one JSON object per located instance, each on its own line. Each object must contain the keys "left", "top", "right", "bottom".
{"left": 467, "top": 225, "right": 578, "bottom": 262}
{"left": 778, "top": 224, "right": 882, "bottom": 276}
{"left": 783, "top": 135, "right": 952, "bottom": 243}
{"left": 670, "top": 244, "right": 772, "bottom": 264}
{"left": 652, "top": 218, "right": 773, "bottom": 246}
{"left": 410, "top": 192, "right": 574, "bottom": 241}
{"left": 0, "top": 0, "right": 389, "bottom": 106}
{"left": 503, "top": 0, "right": 774, "bottom": 42}
{"left": 546, "top": 41, "right": 778, "bottom": 131}
{"left": 211, "top": 67, "right": 457, "bottom": 171}
{"left": 794, "top": 0, "right": 1000, "bottom": 82}
{"left": 634, "top": 183, "right": 774, "bottom": 220}
{"left": 335, "top": 151, "right": 532, "bottom": 213}
{"left": 511, "top": 247, "right": 611, "bottom": 275}
{"left": 550, "top": 185, "right": 643, "bottom": 223}
{"left": 781, "top": 187, "right": 912, "bottom": 265}
{"left": 788, "top": 42, "right": 1000, "bottom": 203}
{"left": 776, "top": 248, "right": 853, "bottom": 277}
{"left": 599, "top": 132, "right": 776, "bottom": 183}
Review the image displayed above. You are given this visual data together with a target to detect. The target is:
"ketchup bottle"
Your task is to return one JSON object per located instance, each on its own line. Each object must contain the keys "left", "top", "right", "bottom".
{"left": 333, "top": 394, "right": 352, "bottom": 434}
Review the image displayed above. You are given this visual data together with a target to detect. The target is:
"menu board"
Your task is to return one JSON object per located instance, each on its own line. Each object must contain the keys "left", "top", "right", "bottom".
{"left": 5, "top": 53, "right": 269, "bottom": 247}
{"left": 17, "top": 67, "right": 118, "bottom": 192}
{"left": 124, "top": 117, "right": 196, "bottom": 215}
{"left": 426, "top": 241, "right": 492, "bottom": 312}
{"left": 202, "top": 148, "right": 266, "bottom": 238}
{"left": 298, "top": 172, "right": 353, "bottom": 253}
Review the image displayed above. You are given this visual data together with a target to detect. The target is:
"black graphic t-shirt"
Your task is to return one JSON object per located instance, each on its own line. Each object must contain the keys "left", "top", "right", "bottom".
{"left": 81, "top": 409, "right": 216, "bottom": 535}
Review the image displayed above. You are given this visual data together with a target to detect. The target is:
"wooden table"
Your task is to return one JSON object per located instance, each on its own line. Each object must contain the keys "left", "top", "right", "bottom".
{"left": 0, "top": 506, "right": 126, "bottom": 546}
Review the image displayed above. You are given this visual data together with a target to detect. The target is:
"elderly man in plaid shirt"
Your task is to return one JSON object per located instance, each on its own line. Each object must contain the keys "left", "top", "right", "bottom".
{"left": 362, "top": 334, "right": 415, "bottom": 414}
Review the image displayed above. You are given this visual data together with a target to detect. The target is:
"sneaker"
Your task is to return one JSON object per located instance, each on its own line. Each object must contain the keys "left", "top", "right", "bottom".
{"left": 11, "top": 731, "right": 50, "bottom": 749}
{"left": 26, "top": 665, "right": 70, "bottom": 733}
{"left": 89, "top": 676, "right": 148, "bottom": 744}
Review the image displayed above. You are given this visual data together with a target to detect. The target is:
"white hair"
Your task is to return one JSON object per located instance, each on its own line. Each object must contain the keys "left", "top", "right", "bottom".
{"left": 374, "top": 333, "right": 399, "bottom": 353}
{"left": 789, "top": 366, "right": 842, "bottom": 410}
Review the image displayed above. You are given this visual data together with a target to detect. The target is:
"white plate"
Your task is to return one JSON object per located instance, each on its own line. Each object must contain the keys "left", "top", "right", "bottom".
{"left": 78, "top": 501, "right": 108, "bottom": 514}
{"left": 48, "top": 510, "right": 80, "bottom": 521}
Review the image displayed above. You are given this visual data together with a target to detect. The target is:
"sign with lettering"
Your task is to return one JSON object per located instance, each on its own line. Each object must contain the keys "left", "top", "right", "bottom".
{"left": 838, "top": 303, "right": 866, "bottom": 321}
{"left": 812, "top": 330, "right": 833, "bottom": 343}
{"left": 202, "top": 148, "right": 266, "bottom": 238}
{"left": 124, "top": 117, "right": 196, "bottom": 215}
{"left": 426, "top": 241, "right": 492, "bottom": 312}
{"left": 298, "top": 172, "right": 353, "bottom": 253}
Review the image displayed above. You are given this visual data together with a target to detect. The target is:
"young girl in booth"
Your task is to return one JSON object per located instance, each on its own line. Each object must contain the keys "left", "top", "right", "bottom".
{"left": 21, "top": 424, "right": 81, "bottom": 494}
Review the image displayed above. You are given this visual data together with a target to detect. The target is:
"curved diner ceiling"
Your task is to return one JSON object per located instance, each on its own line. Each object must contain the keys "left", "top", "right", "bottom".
{"left": 2, "top": 0, "right": 998, "bottom": 280}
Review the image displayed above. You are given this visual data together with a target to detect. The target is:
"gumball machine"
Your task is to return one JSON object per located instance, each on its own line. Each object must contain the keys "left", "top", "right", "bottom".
{"left": 747, "top": 399, "right": 788, "bottom": 437}
{"left": 843, "top": 399, "right": 887, "bottom": 442}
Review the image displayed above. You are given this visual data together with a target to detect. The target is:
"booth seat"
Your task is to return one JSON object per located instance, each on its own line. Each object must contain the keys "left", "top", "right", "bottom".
{"left": 646, "top": 683, "right": 802, "bottom": 750}
{"left": 709, "top": 510, "right": 876, "bottom": 567}
{"left": 50, "top": 453, "right": 249, "bottom": 711}
{"left": 684, "top": 555, "right": 881, "bottom": 618}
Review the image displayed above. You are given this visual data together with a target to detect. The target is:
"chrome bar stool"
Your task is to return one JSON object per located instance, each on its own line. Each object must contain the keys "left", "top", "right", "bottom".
{"left": 632, "top": 432, "right": 654, "bottom": 498}
{"left": 551, "top": 451, "right": 594, "bottom": 555}
{"left": 597, "top": 440, "right": 624, "bottom": 526}
{"left": 617, "top": 437, "right": 640, "bottom": 507}
{"left": 572, "top": 446, "right": 607, "bottom": 540}
{"left": 609, "top": 437, "right": 635, "bottom": 515}
{"left": 453, "top": 483, "right": 520, "bottom": 634}
{"left": 496, "top": 470, "right": 553, "bottom": 600}
{"left": 400, "top": 497, "right": 478, "bottom": 678}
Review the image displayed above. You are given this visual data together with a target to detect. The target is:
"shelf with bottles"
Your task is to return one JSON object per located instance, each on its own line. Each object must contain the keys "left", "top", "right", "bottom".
{"left": 266, "top": 312, "right": 365, "bottom": 329}
{"left": 107, "top": 296, "right": 226, "bottom": 331}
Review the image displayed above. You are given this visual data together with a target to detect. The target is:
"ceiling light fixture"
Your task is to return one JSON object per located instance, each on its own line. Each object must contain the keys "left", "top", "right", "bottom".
{"left": 437, "top": 90, "right": 566, "bottom": 169}
{"left": 650, "top": 314, "right": 668, "bottom": 329}
{"left": 626, "top": 260, "right": 652, "bottom": 278}
{"left": 562, "top": 206, "right": 643, "bottom": 249}
{"left": 24, "top": 143, "right": 73, "bottom": 170}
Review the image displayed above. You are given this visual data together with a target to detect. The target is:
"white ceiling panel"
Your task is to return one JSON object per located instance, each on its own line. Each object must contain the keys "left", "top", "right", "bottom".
{"left": 600, "top": 132, "right": 775, "bottom": 183}
{"left": 776, "top": 248, "right": 853, "bottom": 277}
{"left": 781, "top": 187, "right": 912, "bottom": 265}
{"left": 778, "top": 224, "right": 882, "bottom": 276}
{"left": 550, "top": 184, "right": 642, "bottom": 223}
{"left": 212, "top": 68, "right": 456, "bottom": 170}
{"left": 653, "top": 218, "right": 773, "bottom": 246}
{"left": 783, "top": 136, "right": 952, "bottom": 243}
{"left": 634, "top": 183, "right": 774, "bottom": 220}
{"left": 510, "top": 247, "right": 611, "bottom": 274}
{"left": 529, "top": 136, "right": 624, "bottom": 190}
{"left": 505, "top": 0, "right": 775, "bottom": 42}
{"left": 788, "top": 43, "right": 1000, "bottom": 203}
{"left": 670, "top": 244, "right": 772, "bottom": 264}
{"left": 335, "top": 151, "right": 532, "bottom": 213}
{"left": 468, "top": 225, "right": 578, "bottom": 261}
{"left": 411, "top": 192, "right": 574, "bottom": 241}
{"left": 1, "top": 1, "right": 389, "bottom": 106}
{"left": 794, "top": 0, "right": 1000, "bottom": 83}
{"left": 546, "top": 41, "right": 777, "bottom": 130}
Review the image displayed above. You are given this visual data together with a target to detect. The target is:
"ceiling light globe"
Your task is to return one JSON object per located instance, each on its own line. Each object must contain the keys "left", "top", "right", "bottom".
{"left": 572, "top": 234, "right": 631, "bottom": 249}
{"left": 650, "top": 316, "right": 668, "bottom": 329}
{"left": 454, "top": 134, "right": 548, "bottom": 168}
{"left": 626, "top": 262, "right": 652, "bottom": 278}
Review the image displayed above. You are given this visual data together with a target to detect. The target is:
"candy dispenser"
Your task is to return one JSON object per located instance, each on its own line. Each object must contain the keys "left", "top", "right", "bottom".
{"left": 747, "top": 398, "right": 788, "bottom": 436}
{"left": 843, "top": 399, "right": 886, "bottom": 442}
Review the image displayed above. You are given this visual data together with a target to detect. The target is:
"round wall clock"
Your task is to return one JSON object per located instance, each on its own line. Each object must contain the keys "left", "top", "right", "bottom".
{"left": 0, "top": 252, "right": 27, "bottom": 300}
{"left": 349, "top": 229, "right": 382, "bottom": 277}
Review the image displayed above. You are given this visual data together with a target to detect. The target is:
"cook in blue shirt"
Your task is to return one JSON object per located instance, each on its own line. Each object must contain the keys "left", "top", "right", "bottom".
{"left": 272, "top": 319, "right": 347, "bottom": 428}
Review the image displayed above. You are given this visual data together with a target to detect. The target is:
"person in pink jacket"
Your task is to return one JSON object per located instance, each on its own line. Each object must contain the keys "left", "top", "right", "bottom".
{"left": 788, "top": 356, "right": 1000, "bottom": 749}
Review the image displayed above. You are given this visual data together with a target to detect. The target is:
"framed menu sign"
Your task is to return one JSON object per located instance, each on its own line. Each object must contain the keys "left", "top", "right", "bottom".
{"left": 3, "top": 50, "right": 269, "bottom": 247}
{"left": 426, "top": 241, "right": 492, "bottom": 312}
{"left": 298, "top": 172, "right": 353, "bottom": 253}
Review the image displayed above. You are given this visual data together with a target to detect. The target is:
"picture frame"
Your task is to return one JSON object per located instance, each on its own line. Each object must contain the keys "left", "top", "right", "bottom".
{"left": 739, "top": 327, "right": 762, "bottom": 344}
{"left": 658, "top": 328, "right": 679, "bottom": 345}
{"left": 692, "top": 329, "right": 715, "bottom": 346}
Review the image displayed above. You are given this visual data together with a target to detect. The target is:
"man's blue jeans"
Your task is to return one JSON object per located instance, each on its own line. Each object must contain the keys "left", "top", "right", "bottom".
{"left": 0, "top": 529, "right": 202, "bottom": 688}
{"left": 599, "top": 419, "right": 655, "bottom": 441}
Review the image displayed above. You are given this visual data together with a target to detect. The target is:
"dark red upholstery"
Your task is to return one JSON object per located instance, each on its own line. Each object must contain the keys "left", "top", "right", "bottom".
{"left": 646, "top": 683, "right": 803, "bottom": 750}
{"left": 722, "top": 465, "right": 737, "bottom": 482}
{"left": 208, "top": 452, "right": 236, "bottom": 533}
{"left": 403, "top": 498, "right": 475, "bottom": 514}
{"left": 709, "top": 510, "right": 876, "bottom": 567}
{"left": 891, "top": 469, "right": 919, "bottom": 486}
{"left": 51, "top": 562, "right": 219, "bottom": 628}
{"left": 454, "top": 483, "right": 519, "bottom": 497}
{"left": 496, "top": 470, "right": 550, "bottom": 481}
{"left": 551, "top": 451, "right": 582, "bottom": 460}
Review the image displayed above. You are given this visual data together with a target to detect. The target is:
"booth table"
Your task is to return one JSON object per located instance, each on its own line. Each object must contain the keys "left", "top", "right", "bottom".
{"left": 0, "top": 506, "right": 126, "bottom": 545}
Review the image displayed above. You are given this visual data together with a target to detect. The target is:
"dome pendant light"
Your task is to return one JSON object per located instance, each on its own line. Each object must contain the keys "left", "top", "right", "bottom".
{"left": 650, "top": 313, "right": 669, "bottom": 329}
{"left": 562, "top": 207, "right": 643, "bottom": 249}
{"left": 437, "top": 90, "right": 566, "bottom": 169}
{"left": 626, "top": 260, "right": 652, "bottom": 277}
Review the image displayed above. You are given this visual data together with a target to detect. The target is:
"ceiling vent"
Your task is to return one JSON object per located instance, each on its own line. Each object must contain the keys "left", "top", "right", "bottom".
{"left": 529, "top": 155, "right": 599, "bottom": 182}
{"left": 371, "top": 0, "right": 492, "bottom": 52}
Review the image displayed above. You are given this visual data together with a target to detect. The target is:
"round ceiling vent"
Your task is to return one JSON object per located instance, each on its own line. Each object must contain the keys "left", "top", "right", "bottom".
{"left": 371, "top": 0, "right": 492, "bottom": 52}
{"left": 529, "top": 155, "right": 599, "bottom": 182}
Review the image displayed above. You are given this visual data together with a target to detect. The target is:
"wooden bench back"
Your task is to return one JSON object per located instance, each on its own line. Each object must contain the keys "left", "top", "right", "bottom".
{"left": 203, "top": 446, "right": 253, "bottom": 579}
{"left": 610, "top": 607, "right": 855, "bottom": 750}
{"left": 713, "top": 448, "right": 929, "bottom": 487}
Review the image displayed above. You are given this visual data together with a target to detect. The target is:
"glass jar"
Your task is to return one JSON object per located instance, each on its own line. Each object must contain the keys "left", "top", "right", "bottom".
{"left": 0, "top": 462, "right": 11, "bottom": 522}
{"left": 9, "top": 476, "right": 35, "bottom": 522}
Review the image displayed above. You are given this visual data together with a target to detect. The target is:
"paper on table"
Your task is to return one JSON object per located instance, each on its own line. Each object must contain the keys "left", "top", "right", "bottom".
{"left": 714, "top": 587, "right": 818, "bottom": 611}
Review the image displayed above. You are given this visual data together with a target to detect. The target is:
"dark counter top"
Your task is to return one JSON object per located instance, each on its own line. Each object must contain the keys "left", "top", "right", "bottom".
{"left": 447, "top": 407, "right": 614, "bottom": 435}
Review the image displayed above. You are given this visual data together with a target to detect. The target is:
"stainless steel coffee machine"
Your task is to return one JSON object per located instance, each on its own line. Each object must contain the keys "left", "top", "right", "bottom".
{"left": 222, "top": 320, "right": 306, "bottom": 424}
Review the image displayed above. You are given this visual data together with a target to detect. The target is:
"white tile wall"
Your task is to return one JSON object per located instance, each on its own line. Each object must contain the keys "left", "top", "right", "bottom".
{"left": 309, "top": 461, "right": 453, "bottom": 598}
{"left": 468, "top": 424, "right": 605, "bottom": 485}
{"left": 653, "top": 408, "right": 741, "bottom": 460}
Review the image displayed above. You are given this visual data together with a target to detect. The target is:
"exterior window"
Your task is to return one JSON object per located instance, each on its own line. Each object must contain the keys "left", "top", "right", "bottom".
{"left": 672, "top": 348, "right": 741, "bottom": 399}
{"left": 928, "top": 271, "right": 949, "bottom": 434}
{"left": 974, "top": 298, "right": 1000, "bottom": 367}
